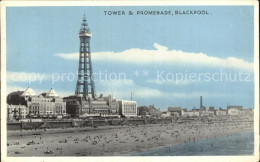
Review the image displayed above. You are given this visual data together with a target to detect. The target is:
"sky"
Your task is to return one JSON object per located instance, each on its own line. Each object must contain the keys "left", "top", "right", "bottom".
{"left": 6, "top": 6, "right": 255, "bottom": 110}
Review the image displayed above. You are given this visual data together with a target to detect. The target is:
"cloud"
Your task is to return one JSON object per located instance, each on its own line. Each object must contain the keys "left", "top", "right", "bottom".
{"left": 96, "top": 79, "right": 163, "bottom": 99}
{"left": 95, "top": 79, "right": 230, "bottom": 101}
{"left": 55, "top": 43, "right": 253, "bottom": 71}
{"left": 99, "top": 84, "right": 230, "bottom": 101}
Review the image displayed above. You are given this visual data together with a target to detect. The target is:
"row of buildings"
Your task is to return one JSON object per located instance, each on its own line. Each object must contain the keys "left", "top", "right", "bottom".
{"left": 7, "top": 88, "right": 253, "bottom": 121}
{"left": 160, "top": 106, "right": 254, "bottom": 118}
{"left": 125, "top": 104, "right": 253, "bottom": 118}
{"left": 152, "top": 96, "right": 254, "bottom": 118}
{"left": 7, "top": 87, "right": 137, "bottom": 121}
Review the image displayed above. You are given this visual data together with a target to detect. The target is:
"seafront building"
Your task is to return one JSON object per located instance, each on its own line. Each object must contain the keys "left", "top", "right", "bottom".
{"left": 64, "top": 94, "right": 119, "bottom": 117}
{"left": 7, "top": 104, "right": 27, "bottom": 120}
{"left": 27, "top": 89, "right": 66, "bottom": 118}
{"left": 161, "top": 111, "right": 171, "bottom": 118}
{"left": 168, "top": 107, "right": 182, "bottom": 117}
{"left": 138, "top": 105, "right": 161, "bottom": 117}
{"left": 215, "top": 109, "right": 227, "bottom": 116}
{"left": 182, "top": 111, "right": 200, "bottom": 117}
{"left": 240, "top": 109, "right": 254, "bottom": 116}
{"left": 7, "top": 87, "right": 67, "bottom": 120}
{"left": 199, "top": 110, "right": 214, "bottom": 116}
{"left": 209, "top": 106, "right": 215, "bottom": 111}
{"left": 227, "top": 106, "right": 243, "bottom": 116}
{"left": 118, "top": 100, "right": 137, "bottom": 117}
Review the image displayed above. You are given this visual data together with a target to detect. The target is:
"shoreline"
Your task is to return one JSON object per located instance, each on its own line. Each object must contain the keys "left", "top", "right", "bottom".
{"left": 127, "top": 129, "right": 254, "bottom": 156}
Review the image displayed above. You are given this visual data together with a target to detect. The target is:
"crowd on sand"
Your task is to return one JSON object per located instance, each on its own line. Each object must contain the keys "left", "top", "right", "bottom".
{"left": 7, "top": 116, "right": 253, "bottom": 156}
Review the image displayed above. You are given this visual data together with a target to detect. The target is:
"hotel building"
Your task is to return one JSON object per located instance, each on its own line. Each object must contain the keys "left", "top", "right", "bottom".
{"left": 7, "top": 87, "right": 66, "bottom": 119}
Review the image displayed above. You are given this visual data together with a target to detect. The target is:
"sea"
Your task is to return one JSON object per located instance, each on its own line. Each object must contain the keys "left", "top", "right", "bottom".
{"left": 129, "top": 132, "right": 254, "bottom": 156}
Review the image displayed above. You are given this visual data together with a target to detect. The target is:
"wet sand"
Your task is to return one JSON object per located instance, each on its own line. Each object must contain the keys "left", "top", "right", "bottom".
{"left": 7, "top": 117, "right": 253, "bottom": 156}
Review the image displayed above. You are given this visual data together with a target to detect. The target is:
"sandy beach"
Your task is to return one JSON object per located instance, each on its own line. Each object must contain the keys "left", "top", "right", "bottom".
{"left": 7, "top": 116, "right": 253, "bottom": 156}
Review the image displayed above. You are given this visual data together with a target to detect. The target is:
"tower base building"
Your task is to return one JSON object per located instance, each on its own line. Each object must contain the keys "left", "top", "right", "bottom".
{"left": 64, "top": 94, "right": 119, "bottom": 118}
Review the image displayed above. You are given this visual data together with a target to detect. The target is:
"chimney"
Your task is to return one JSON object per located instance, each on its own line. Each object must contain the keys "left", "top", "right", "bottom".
{"left": 200, "top": 96, "right": 203, "bottom": 108}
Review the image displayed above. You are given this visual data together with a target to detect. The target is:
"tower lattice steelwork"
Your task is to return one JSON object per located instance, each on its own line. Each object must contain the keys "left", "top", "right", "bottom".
{"left": 75, "top": 15, "right": 95, "bottom": 98}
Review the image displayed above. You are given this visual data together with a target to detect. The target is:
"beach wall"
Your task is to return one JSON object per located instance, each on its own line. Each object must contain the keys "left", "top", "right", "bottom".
{"left": 146, "top": 118, "right": 172, "bottom": 124}
{"left": 22, "top": 122, "right": 44, "bottom": 130}
{"left": 7, "top": 122, "right": 21, "bottom": 130}
{"left": 7, "top": 118, "right": 173, "bottom": 130}
{"left": 84, "top": 120, "right": 111, "bottom": 127}
{"left": 7, "top": 121, "right": 72, "bottom": 130}
{"left": 48, "top": 121, "right": 73, "bottom": 128}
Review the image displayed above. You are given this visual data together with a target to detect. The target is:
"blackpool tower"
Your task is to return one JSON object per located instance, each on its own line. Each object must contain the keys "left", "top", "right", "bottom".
{"left": 75, "top": 15, "right": 95, "bottom": 98}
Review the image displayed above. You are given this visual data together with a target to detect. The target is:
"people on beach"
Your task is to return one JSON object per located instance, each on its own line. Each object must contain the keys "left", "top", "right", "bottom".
{"left": 7, "top": 116, "right": 253, "bottom": 156}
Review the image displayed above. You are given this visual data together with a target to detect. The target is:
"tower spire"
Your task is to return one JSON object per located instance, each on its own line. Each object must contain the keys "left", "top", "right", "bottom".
{"left": 75, "top": 15, "right": 95, "bottom": 98}
{"left": 81, "top": 14, "right": 89, "bottom": 31}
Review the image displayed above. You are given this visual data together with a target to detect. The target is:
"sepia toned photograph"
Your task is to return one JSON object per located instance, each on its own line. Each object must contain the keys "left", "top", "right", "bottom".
{"left": 1, "top": 1, "right": 259, "bottom": 162}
